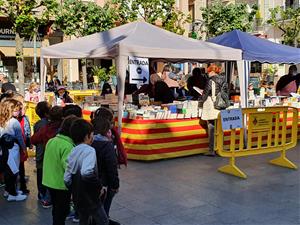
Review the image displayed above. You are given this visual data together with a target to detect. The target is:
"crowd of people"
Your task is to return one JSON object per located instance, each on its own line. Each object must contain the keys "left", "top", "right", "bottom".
{"left": 0, "top": 73, "right": 127, "bottom": 225}
{"left": 0, "top": 64, "right": 298, "bottom": 225}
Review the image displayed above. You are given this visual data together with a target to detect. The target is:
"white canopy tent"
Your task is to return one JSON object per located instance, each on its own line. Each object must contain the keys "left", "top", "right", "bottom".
{"left": 40, "top": 21, "right": 242, "bottom": 131}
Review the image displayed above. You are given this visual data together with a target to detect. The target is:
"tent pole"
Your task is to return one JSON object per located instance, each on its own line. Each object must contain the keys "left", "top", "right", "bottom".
{"left": 237, "top": 60, "right": 250, "bottom": 108}
{"left": 40, "top": 57, "right": 45, "bottom": 101}
{"left": 116, "top": 55, "right": 127, "bottom": 134}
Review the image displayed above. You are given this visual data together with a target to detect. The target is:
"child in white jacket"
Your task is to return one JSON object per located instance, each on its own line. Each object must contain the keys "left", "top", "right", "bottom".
{"left": 64, "top": 119, "right": 108, "bottom": 225}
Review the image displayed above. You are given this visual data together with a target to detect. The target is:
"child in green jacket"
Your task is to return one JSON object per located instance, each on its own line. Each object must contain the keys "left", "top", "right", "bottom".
{"left": 43, "top": 115, "right": 78, "bottom": 225}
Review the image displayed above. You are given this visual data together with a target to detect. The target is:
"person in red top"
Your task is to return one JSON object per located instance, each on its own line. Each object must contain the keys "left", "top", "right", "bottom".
{"left": 16, "top": 105, "right": 31, "bottom": 194}
{"left": 31, "top": 106, "right": 63, "bottom": 147}
{"left": 11, "top": 93, "right": 31, "bottom": 194}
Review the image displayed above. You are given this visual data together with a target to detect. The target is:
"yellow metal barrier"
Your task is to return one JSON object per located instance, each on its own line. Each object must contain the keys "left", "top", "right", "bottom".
{"left": 215, "top": 106, "right": 298, "bottom": 179}
{"left": 25, "top": 101, "right": 39, "bottom": 127}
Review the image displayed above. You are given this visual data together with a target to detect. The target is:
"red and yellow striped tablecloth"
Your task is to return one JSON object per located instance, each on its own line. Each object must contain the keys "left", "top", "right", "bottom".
{"left": 82, "top": 109, "right": 300, "bottom": 161}
{"left": 121, "top": 118, "right": 209, "bottom": 160}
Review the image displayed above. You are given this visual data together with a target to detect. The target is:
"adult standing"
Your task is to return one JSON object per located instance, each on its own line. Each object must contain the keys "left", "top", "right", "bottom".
{"left": 187, "top": 67, "right": 208, "bottom": 100}
{"left": 276, "top": 65, "right": 300, "bottom": 96}
{"left": 1, "top": 76, "right": 16, "bottom": 94}
{"left": 201, "top": 64, "right": 229, "bottom": 156}
{"left": 161, "top": 65, "right": 179, "bottom": 88}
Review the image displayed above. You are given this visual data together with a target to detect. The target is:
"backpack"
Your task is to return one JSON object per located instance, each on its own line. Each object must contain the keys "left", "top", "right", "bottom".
{"left": 0, "top": 134, "right": 16, "bottom": 172}
{"left": 214, "top": 81, "right": 230, "bottom": 110}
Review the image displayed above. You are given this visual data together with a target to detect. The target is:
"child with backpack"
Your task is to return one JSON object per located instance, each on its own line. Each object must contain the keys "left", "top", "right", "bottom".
{"left": 64, "top": 119, "right": 108, "bottom": 225}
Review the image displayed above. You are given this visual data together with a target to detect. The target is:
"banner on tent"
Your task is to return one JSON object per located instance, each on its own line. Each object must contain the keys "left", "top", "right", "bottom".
{"left": 129, "top": 56, "right": 149, "bottom": 85}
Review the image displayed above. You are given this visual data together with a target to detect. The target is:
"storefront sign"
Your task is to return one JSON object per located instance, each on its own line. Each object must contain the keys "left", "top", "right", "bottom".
{"left": 129, "top": 56, "right": 149, "bottom": 85}
{"left": 220, "top": 109, "right": 243, "bottom": 130}
{"left": 249, "top": 113, "right": 273, "bottom": 130}
{"left": 0, "top": 26, "right": 15, "bottom": 39}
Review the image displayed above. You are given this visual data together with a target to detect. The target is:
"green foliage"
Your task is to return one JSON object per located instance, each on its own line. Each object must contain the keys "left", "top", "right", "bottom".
{"left": 108, "top": 64, "right": 117, "bottom": 77}
{"left": 0, "top": 0, "right": 58, "bottom": 38}
{"left": 108, "top": 0, "right": 137, "bottom": 25}
{"left": 263, "top": 65, "right": 278, "bottom": 76}
{"left": 201, "top": 1, "right": 257, "bottom": 38}
{"left": 108, "top": 0, "right": 191, "bottom": 35}
{"left": 92, "top": 66, "right": 109, "bottom": 82}
{"left": 55, "top": 0, "right": 115, "bottom": 37}
{"left": 267, "top": 6, "right": 300, "bottom": 46}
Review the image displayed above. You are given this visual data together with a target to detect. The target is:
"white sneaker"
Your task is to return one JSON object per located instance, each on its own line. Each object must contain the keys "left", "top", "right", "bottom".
{"left": 3, "top": 191, "right": 9, "bottom": 198}
{"left": 4, "top": 190, "right": 23, "bottom": 198}
{"left": 7, "top": 193, "right": 27, "bottom": 201}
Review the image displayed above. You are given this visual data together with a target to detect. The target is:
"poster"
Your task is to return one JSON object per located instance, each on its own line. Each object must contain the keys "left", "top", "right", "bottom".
{"left": 129, "top": 56, "right": 149, "bottom": 85}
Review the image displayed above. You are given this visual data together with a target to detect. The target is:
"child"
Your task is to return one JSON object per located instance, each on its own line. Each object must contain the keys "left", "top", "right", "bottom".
{"left": 32, "top": 101, "right": 52, "bottom": 208}
{"left": 0, "top": 99, "right": 27, "bottom": 201}
{"left": 91, "top": 118, "right": 120, "bottom": 225}
{"left": 54, "top": 86, "right": 73, "bottom": 106}
{"left": 16, "top": 101, "right": 31, "bottom": 194}
{"left": 42, "top": 115, "right": 78, "bottom": 225}
{"left": 12, "top": 93, "right": 31, "bottom": 194}
{"left": 25, "top": 82, "right": 41, "bottom": 103}
{"left": 31, "top": 106, "right": 63, "bottom": 147}
{"left": 64, "top": 119, "right": 108, "bottom": 225}
{"left": 92, "top": 107, "right": 127, "bottom": 166}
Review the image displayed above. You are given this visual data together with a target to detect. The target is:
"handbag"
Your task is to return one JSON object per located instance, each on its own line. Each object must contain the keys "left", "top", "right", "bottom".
{"left": 201, "top": 81, "right": 220, "bottom": 120}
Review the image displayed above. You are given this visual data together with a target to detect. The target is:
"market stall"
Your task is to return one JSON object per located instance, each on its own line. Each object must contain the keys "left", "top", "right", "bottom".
{"left": 40, "top": 21, "right": 242, "bottom": 130}
{"left": 209, "top": 29, "right": 300, "bottom": 107}
{"left": 39, "top": 21, "right": 245, "bottom": 160}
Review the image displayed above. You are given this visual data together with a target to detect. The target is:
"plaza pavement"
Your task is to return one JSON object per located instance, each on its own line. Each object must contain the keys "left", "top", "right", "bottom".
{"left": 0, "top": 147, "right": 299, "bottom": 225}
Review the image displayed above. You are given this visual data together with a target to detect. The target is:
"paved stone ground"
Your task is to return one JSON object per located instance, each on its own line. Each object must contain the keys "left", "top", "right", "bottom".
{"left": 0, "top": 148, "right": 299, "bottom": 225}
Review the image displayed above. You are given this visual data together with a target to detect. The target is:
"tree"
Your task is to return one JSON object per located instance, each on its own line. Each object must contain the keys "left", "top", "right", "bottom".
{"left": 200, "top": 1, "right": 257, "bottom": 39}
{"left": 55, "top": 0, "right": 116, "bottom": 89}
{"left": 108, "top": 0, "right": 191, "bottom": 35}
{"left": 0, "top": 0, "right": 58, "bottom": 94}
{"left": 267, "top": 6, "right": 300, "bottom": 47}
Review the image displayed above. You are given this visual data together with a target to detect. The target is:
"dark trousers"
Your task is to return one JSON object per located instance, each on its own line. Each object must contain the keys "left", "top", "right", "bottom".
{"left": 37, "top": 167, "right": 50, "bottom": 201}
{"left": 48, "top": 188, "right": 71, "bottom": 225}
{"left": 78, "top": 205, "right": 108, "bottom": 225}
{"left": 103, "top": 189, "right": 116, "bottom": 217}
{"left": 4, "top": 166, "right": 17, "bottom": 196}
{"left": 19, "top": 161, "right": 27, "bottom": 191}
{"left": 207, "top": 120, "right": 215, "bottom": 152}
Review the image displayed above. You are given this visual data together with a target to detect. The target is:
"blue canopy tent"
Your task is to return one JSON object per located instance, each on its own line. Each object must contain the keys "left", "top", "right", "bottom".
{"left": 209, "top": 29, "right": 300, "bottom": 107}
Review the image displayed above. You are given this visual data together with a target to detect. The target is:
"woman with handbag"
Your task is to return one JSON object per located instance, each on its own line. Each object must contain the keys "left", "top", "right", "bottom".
{"left": 201, "top": 64, "right": 229, "bottom": 156}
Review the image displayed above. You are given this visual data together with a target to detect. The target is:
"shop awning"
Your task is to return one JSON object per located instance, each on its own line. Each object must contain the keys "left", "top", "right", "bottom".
{"left": 208, "top": 29, "right": 300, "bottom": 64}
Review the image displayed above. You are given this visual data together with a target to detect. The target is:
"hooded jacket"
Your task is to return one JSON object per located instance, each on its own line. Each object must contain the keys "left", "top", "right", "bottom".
{"left": 92, "top": 135, "right": 119, "bottom": 189}
{"left": 42, "top": 134, "right": 74, "bottom": 190}
{"left": 31, "top": 121, "right": 61, "bottom": 147}
{"left": 64, "top": 143, "right": 101, "bottom": 212}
